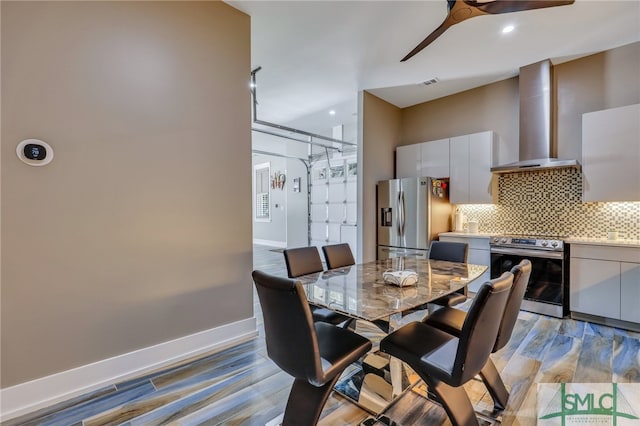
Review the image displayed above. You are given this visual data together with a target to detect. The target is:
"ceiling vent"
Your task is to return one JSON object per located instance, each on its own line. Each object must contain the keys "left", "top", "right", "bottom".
{"left": 420, "top": 78, "right": 439, "bottom": 86}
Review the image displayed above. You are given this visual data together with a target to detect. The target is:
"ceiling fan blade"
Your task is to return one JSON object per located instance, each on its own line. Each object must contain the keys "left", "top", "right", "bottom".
{"left": 401, "top": 21, "right": 452, "bottom": 62}
{"left": 401, "top": 0, "right": 574, "bottom": 62}
{"left": 467, "top": 0, "right": 575, "bottom": 15}
{"left": 401, "top": 0, "right": 489, "bottom": 62}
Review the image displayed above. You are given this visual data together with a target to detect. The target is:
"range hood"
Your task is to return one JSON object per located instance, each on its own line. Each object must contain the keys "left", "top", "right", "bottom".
{"left": 491, "top": 60, "right": 580, "bottom": 174}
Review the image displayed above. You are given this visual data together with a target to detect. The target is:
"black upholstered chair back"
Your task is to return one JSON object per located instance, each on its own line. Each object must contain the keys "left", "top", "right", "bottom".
{"left": 252, "top": 270, "right": 321, "bottom": 381}
{"left": 429, "top": 241, "right": 470, "bottom": 305}
{"left": 493, "top": 259, "right": 532, "bottom": 352}
{"left": 454, "top": 271, "right": 513, "bottom": 385}
{"left": 428, "top": 241, "right": 469, "bottom": 263}
{"left": 322, "top": 243, "right": 355, "bottom": 269}
{"left": 283, "top": 246, "right": 324, "bottom": 278}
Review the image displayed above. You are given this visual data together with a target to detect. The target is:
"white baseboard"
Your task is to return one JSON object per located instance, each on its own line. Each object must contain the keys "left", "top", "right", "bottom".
{"left": 0, "top": 317, "right": 258, "bottom": 422}
{"left": 253, "top": 238, "right": 287, "bottom": 248}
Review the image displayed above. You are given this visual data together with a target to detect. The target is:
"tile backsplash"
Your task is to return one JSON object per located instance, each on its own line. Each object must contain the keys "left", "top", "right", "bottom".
{"left": 457, "top": 168, "right": 640, "bottom": 239}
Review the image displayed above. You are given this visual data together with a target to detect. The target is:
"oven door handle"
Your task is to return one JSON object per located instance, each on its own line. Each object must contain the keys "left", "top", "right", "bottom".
{"left": 490, "top": 247, "right": 564, "bottom": 259}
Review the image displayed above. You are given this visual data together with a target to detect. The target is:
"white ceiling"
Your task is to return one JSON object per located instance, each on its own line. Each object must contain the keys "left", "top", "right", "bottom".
{"left": 228, "top": 0, "right": 640, "bottom": 138}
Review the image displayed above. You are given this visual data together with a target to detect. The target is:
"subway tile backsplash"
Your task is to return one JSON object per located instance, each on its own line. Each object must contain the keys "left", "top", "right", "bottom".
{"left": 457, "top": 168, "right": 640, "bottom": 239}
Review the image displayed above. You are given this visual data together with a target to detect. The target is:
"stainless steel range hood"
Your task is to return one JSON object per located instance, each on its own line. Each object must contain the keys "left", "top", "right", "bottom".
{"left": 491, "top": 60, "right": 580, "bottom": 174}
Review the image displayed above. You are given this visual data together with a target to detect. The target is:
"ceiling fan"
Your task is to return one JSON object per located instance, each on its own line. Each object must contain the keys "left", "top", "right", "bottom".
{"left": 401, "top": 0, "right": 575, "bottom": 62}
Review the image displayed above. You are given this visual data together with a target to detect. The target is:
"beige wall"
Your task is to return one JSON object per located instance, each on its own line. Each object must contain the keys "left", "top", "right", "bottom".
{"left": 360, "top": 91, "right": 401, "bottom": 262}
{"left": 401, "top": 77, "right": 520, "bottom": 167}
{"left": 556, "top": 42, "right": 640, "bottom": 161}
{"left": 1, "top": 1, "right": 251, "bottom": 387}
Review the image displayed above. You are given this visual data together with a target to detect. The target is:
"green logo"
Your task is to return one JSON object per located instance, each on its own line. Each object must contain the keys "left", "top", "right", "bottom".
{"left": 539, "top": 383, "right": 639, "bottom": 425}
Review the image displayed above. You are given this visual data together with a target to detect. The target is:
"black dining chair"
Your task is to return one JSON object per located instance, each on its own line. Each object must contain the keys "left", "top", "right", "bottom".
{"left": 422, "top": 259, "right": 532, "bottom": 411}
{"left": 252, "top": 270, "right": 372, "bottom": 426}
{"left": 283, "top": 246, "right": 352, "bottom": 326}
{"left": 429, "top": 241, "right": 469, "bottom": 307}
{"left": 322, "top": 243, "right": 355, "bottom": 269}
{"left": 322, "top": 243, "right": 393, "bottom": 334}
{"left": 380, "top": 272, "right": 514, "bottom": 426}
{"left": 283, "top": 246, "right": 324, "bottom": 279}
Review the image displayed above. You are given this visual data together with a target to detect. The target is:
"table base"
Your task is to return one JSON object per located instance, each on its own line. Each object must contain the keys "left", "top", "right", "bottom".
{"left": 333, "top": 352, "right": 420, "bottom": 416}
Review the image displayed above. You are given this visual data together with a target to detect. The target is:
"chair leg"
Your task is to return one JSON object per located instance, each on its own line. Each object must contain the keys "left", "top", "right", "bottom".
{"left": 341, "top": 317, "right": 356, "bottom": 330}
{"left": 479, "top": 358, "right": 509, "bottom": 412}
{"left": 419, "top": 374, "right": 479, "bottom": 426}
{"left": 282, "top": 375, "right": 341, "bottom": 426}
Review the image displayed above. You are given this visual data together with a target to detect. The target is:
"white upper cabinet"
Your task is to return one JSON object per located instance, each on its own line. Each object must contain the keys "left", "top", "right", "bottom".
{"left": 582, "top": 103, "right": 640, "bottom": 202}
{"left": 396, "top": 138, "right": 450, "bottom": 179}
{"left": 420, "top": 138, "right": 450, "bottom": 178}
{"left": 449, "top": 131, "right": 496, "bottom": 204}
{"left": 449, "top": 136, "right": 470, "bottom": 204}
{"left": 396, "top": 143, "right": 421, "bottom": 178}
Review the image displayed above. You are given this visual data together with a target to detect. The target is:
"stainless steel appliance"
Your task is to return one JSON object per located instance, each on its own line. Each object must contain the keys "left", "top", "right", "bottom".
{"left": 491, "top": 60, "right": 579, "bottom": 174}
{"left": 490, "top": 234, "right": 569, "bottom": 318}
{"left": 377, "top": 177, "right": 451, "bottom": 259}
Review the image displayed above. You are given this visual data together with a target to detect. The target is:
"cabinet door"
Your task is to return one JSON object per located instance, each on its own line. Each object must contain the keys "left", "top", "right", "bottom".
{"left": 439, "top": 235, "right": 490, "bottom": 292}
{"left": 570, "top": 258, "right": 621, "bottom": 319}
{"left": 620, "top": 262, "right": 640, "bottom": 323}
{"left": 582, "top": 104, "right": 640, "bottom": 201}
{"left": 468, "top": 132, "right": 494, "bottom": 204}
{"left": 468, "top": 248, "right": 490, "bottom": 292}
{"left": 396, "top": 144, "right": 421, "bottom": 178}
{"left": 420, "top": 139, "right": 449, "bottom": 178}
{"left": 449, "top": 135, "right": 470, "bottom": 204}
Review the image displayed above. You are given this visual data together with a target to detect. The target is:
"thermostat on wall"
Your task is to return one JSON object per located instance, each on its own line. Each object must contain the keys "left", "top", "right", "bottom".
{"left": 16, "top": 139, "right": 53, "bottom": 166}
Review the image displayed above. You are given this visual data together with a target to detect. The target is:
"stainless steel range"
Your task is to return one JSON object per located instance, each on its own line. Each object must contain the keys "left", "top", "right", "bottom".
{"left": 490, "top": 234, "right": 569, "bottom": 318}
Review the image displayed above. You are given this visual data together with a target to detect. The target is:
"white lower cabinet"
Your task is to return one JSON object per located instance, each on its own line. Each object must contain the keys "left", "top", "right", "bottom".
{"left": 570, "top": 258, "right": 621, "bottom": 319}
{"left": 570, "top": 244, "right": 640, "bottom": 324}
{"left": 621, "top": 262, "right": 640, "bottom": 323}
{"left": 439, "top": 234, "right": 490, "bottom": 293}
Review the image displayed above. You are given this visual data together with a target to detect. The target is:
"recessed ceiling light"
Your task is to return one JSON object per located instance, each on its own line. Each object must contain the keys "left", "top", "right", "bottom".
{"left": 502, "top": 25, "right": 515, "bottom": 34}
{"left": 329, "top": 110, "right": 336, "bottom": 115}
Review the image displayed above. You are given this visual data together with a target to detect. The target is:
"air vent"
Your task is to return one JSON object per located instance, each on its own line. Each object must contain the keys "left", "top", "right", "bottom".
{"left": 420, "top": 78, "right": 439, "bottom": 86}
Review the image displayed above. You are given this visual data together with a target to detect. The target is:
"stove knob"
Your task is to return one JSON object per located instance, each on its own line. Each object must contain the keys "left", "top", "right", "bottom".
{"left": 501, "top": 238, "right": 507, "bottom": 244}
{"left": 551, "top": 241, "right": 558, "bottom": 248}
{"left": 493, "top": 238, "right": 500, "bottom": 243}
{"left": 541, "top": 240, "right": 548, "bottom": 247}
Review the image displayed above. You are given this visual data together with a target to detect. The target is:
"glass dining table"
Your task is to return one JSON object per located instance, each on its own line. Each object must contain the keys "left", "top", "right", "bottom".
{"left": 295, "top": 256, "right": 488, "bottom": 416}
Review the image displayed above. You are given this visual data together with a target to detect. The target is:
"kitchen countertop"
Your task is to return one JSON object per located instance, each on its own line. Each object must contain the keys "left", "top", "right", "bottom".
{"left": 439, "top": 232, "right": 493, "bottom": 239}
{"left": 565, "top": 237, "right": 640, "bottom": 249}
{"left": 440, "top": 233, "right": 640, "bottom": 248}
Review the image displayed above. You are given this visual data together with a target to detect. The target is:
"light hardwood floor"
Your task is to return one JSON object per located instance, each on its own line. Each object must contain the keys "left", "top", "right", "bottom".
{"left": 4, "top": 244, "right": 639, "bottom": 426}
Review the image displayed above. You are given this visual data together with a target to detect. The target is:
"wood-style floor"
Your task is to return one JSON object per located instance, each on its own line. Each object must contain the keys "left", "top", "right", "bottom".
{"left": 5, "top": 244, "right": 639, "bottom": 426}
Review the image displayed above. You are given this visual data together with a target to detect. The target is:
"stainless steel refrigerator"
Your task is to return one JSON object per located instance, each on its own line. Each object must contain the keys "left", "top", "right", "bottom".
{"left": 377, "top": 177, "right": 452, "bottom": 259}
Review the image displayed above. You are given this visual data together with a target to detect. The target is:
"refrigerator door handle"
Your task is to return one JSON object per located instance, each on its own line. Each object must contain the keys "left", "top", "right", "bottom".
{"left": 399, "top": 190, "right": 406, "bottom": 238}
{"left": 396, "top": 191, "right": 402, "bottom": 237}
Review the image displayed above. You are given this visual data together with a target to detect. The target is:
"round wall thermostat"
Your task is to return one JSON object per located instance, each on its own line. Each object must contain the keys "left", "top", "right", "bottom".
{"left": 16, "top": 139, "right": 54, "bottom": 166}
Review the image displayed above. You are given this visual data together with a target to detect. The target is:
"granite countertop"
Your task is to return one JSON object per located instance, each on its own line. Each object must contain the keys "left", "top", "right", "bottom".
{"left": 439, "top": 232, "right": 493, "bottom": 239}
{"left": 565, "top": 237, "right": 640, "bottom": 249}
